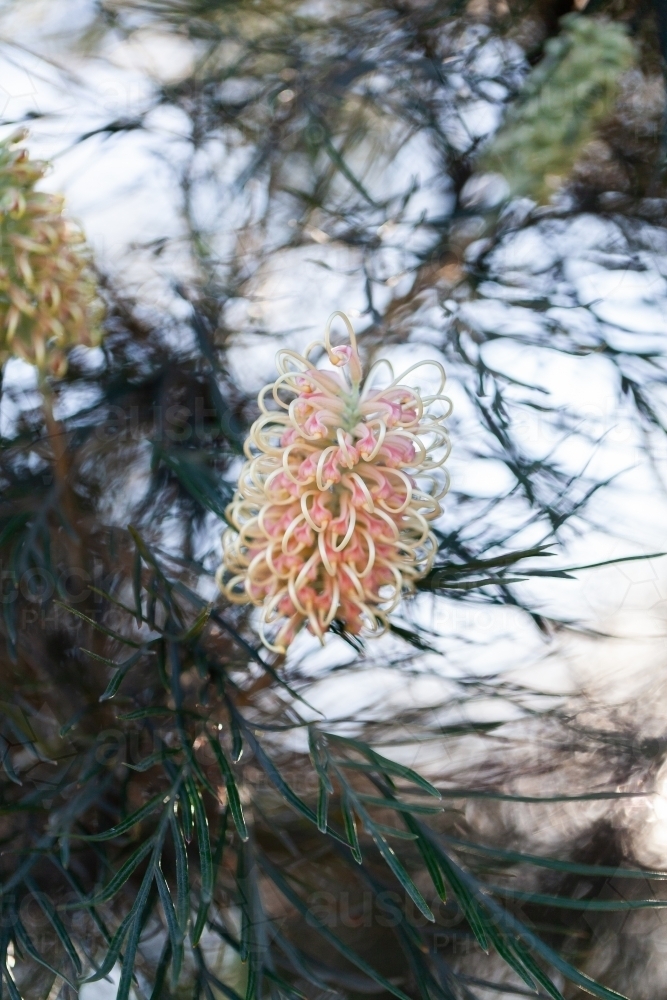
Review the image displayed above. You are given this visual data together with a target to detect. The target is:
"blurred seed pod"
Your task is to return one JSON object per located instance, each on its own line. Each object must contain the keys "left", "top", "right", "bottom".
{"left": 0, "top": 129, "right": 103, "bottom": 376}
{"left": 481, "top": 14, "right": 636, "bottom": 204}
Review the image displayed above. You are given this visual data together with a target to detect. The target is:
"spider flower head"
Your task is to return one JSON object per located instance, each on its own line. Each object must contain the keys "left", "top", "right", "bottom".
{"left": 218, "top": 312, "right": 451, "bottom": 653}
{"left": 0, "top": 130, "right": 102, "bottom": 376}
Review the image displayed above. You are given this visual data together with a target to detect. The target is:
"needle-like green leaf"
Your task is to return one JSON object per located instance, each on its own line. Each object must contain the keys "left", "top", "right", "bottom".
{"left": 187, "top": 777, "right": 213, "bottom": 946}
{"left": 73, "top": 793, "right": 165, "bottom": 841}
{"left": 207, "top": 734, "right": 248, "bottom": 841}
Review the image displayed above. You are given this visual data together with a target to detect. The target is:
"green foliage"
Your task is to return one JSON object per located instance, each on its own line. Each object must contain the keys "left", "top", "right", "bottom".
{"left": 482, "top": 14, "right": 636, "bottom": 202}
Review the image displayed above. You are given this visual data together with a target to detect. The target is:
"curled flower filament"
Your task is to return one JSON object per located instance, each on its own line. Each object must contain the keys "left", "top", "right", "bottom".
{"left": 218, "top": 311, "right": 451, "bottom": 653}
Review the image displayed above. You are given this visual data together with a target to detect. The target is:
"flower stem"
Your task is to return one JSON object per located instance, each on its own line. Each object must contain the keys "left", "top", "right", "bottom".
{"left": 40, "top": 375, "right": 83, "bottom": 566}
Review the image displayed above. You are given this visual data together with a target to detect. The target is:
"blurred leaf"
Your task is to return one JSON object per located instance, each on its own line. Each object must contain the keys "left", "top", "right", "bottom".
{"left": 125, "top": 747, "right": 180, "bottom": 771}
{"left": 491, "top": 885, "right": 667, "bottom": 910}
{"left": 444, "top": 833, "right": 667, "bottom": 879}
{"left": 116, "top": 854, "right": 159, "bottom": 1000}
{"left": 340, "top": 790, "right": 362, "bottom": 863}
{"left": 132, "top": 542, "right": 143, "bottom": 625}
{"left": 14, "top": 918, "right": 77, "bottom": 991}
{"left": 25, "top": 878, "right": 82, "bottom": 975}
{"left": 150, "top": 939, "right": 173, "bottom": 1000}
{"left": 327, "top": 734, "right": 441, "bottom": 797}
{"left": 56, "top": 602, "right": 144, "bottom": 647}
{"left": 154, "top": 445, "right": 233, "bottom": 518}
{"left": 0, "top": 735, "right": 21, "bottom": 786}
{"left": 94, "top": 648, "right": 147, "bottom": 701}
{"left": 356, "top": 793, "right": 444, "bottom": 815}
{"left": 239, "top": 724, "right": 318, "bottom": 826}
{"left": 81, "top": 910, "right": 134, "bottom": 984}
{"left": 258, "top": 853, "right": 414, "bottom": 1000}
{"left": 170, "top": 811, "right": 190, "bottom": 934}
{"left": 81, "top": 838, "right": 154, "bottom": 906}
{"left": 350, "top": 793, "right": 435, "bottom": 922}
{"left": 156, "top": 863, "right": 185, "bottom": 984}
{"left": 73, "top": 792, "right": 165, "bottom": 841}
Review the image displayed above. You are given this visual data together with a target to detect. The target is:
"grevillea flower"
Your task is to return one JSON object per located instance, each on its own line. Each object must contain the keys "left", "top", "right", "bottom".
{"left": 218, "top": 312, "right": 451, "bottom": 653}
{"left": 0, "top": 130, "right": 102, "bottom": 376}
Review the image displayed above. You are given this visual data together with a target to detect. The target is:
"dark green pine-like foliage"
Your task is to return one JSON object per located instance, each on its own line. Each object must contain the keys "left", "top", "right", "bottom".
{"left": 0, "top": 0, "right": 666, "bottom": 998}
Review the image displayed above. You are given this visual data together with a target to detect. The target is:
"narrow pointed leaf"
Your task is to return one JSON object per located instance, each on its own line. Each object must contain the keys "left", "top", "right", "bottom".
{"left": 175, "top": 605, "right": 211, "bottom": 643}
{"left": 434, "top": 849, "right": 489, "bottom": 950}
{"left": 442, "top": 834, "right": 667, "bottom": 879}
{"left": 356, "top": 793, "right": 443, "bottom": 815}
{"left": 55, "top": 602, "right": 143, "bottom": 647}
{"left": 372, "top": 823, "right": 418, "bottom": 840}
{"left": 353, "top": 799, "right": 434, "bottom": 921}
{"left": 126, "top": 749, "right": 180, "bottom": 772}
{"left": 25, "top": 878, "right": 81, "bottom": 974}
{"left": 229, "top": 710, "right": 243, "bottom": 763}
{"left": 207, "top": 735, "right": 248, "bottom": 841}
{"left": 328, "top": 736, "right": 441, "bottom": 797}
{"left": 258, "top": 853, "right": 413, "bottom": 1000}
{"left": 133, "top": 544, "right": 143, "bottom": 626}
{"left": 156, "top": 864, "right": 184, "bottom": 985}
{"left": 341, "top": 791, "right": 362, "bottom": 863}
{"left": 116, "top": 857, "right": 157, "bottom": 1000}
{"left": 308, "top": 728, "right": 333, "bottom": 793}
{"left": 14, "top": 920, "right": 77, "bottom": 991}
{"left": 241, "top": 726, "right": 318, "bottom": 825}
{"left": 510, "top": 941, "right": 565, "bottom": 1000}
{"left": 99, "top": 649, "right": 146, "bottom": 702}
{"left": 81, "top": 838, "right": 154, "bottom": 906}
{"left": 492, "top": 885, "right": 667, "bottom": 911}
{"left": 485, "top": 924, "right": 541, "bottom": 994}
{"left": 170, "top": 812, "right": 190, "bottom": 934}
{"left": 317, "top": 780, "right": 328, "bottom": 834}
{"left": 75, "top": 793, "right": 165, "bottom": 841}
{"left": 187, "top": 778, "right": 213, "bottom": 946}
{"left": 150, "top": 939, "right": 172, "bottom": 1000}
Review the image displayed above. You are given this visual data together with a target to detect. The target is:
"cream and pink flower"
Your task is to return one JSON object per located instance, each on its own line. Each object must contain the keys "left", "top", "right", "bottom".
{"left": 218, "top": 312, "right": 451, "bottom": 653}
{"left": 0, "top": 131, "right": 102, "bottom": 376}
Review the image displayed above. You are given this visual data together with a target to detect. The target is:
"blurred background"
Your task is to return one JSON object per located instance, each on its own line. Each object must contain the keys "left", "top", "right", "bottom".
{"left": 1, "top": 1, "right": 667, "bottom": 999}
